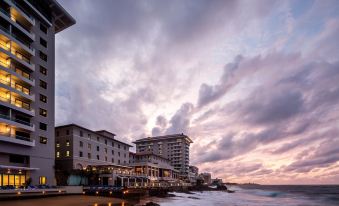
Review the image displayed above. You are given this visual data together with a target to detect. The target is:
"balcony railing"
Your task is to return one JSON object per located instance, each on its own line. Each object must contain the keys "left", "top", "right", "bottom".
{"left": 0, "top": 95, "right": 32, "bottom": 112}
{"left": 0, "top": 24, "right": 33, "bottom": 50}
{"left": 9, "top": 0, "right": 34, "bottom": 21}
{"left": 0, "top": 131, "right": 31, "bottom": 142}
{"left": 0, "top": 77, "right": 32, "bottom": 96}
{"left": 0, "top": 112, "right": 33, "bottom": 127}
{"left": 0, "top": 59, "right": 33, "bottom": 83}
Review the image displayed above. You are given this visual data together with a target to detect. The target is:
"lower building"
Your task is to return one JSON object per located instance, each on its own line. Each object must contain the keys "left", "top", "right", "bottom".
{"left": 54, "top": 124, "right": 132, "bottom": 185}
{"left": 200, "top": 172, "right": 212, "bottom": 185}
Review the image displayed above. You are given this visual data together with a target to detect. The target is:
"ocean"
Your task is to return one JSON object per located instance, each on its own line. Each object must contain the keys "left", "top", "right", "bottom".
{"left": 136, "top": 185, "right": 339, "bottom": 206}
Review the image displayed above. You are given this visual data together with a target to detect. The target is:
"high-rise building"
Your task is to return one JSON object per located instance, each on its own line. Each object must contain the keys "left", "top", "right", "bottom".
{"left": 0, "top": 0, "right": 74, "bottom": 186}
{"left": 133, "top": 134, "right": 193, "bottom": 176}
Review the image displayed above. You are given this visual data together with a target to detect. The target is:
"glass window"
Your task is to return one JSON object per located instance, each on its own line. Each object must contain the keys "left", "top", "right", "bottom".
{"left": 56, "top": 151, "right": 60, "bottom": 158}
{"left": 40, "top": 65, "right": 47, "bottom": 75}
{"left": 40, "top": 37, "right": 47, "bottom": 48}
{"left": 66, "top": 151, "right": 70, "bottom": 157}
{"left": 40, "top": 136, "right": 47, "bottom": 144}
{"left": 3, "top": 174, "right": 8, "bottom": 186}
{"left": 88, "top": 153, "right": 91, "bottom": 159}
{"left": 39, "top": 122, "right": 47, "bottom": 130}
{"left": 40, "top": 94, "right": 47, "bottom": 103}
{"left": 40, "top": 23, "right": 47, "bottom": 34}
{"left": 79, "top": 151, "right": 83, "bottom": 157}
{"left": 40, "top": 80, "right": 47, "bottom": 89}
{"left": 39, "top": 108, "right": 47, "bottom": 117}
{"left": 66, "top": 140, "right": 70, "bottom": 146}
{"left": 80, "top": 141, "right": 83, "bottom": 147}
{"left": 39, "top": 176, "right": 47, "bottom": 185}
{"left": 39, "top": 51, "right": 47, "bottom": 61}
{"left": 80, "top": 130, "right": 83, "bottom": 137}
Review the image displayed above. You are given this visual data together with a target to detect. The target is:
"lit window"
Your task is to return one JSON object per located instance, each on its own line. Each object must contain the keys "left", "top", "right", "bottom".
{"left": 66, "top": 151, "right": 70, "bottom": 157}
{"left": 40, "top": 136, "right": 47, "bottom": 144}
{"left": 56, "top": 142, "right": 60, "bottom": 148}
{"left": 56, "top": 151, "right": 60, "bottom": 158}
{"left": 39, "top": 176, "right": 47, "bottom": 185}
{"left": 39, "top": 108, "right": 47, "bottom": 117}
{"left": 66, "top": 140, "right": 70, "bottom": 146}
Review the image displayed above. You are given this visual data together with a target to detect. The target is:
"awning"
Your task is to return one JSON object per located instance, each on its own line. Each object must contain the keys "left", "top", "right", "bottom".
{"left": 0, "top": 165, "right": 39, "bottom": 171}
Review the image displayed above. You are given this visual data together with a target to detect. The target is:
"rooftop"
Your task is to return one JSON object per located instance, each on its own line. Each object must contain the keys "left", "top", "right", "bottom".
{"left": 45, "top": 0, "right": 76, "bottom": 33}
{"left": 133, "top": 133, "right": 193, "bottom": 143}
{"left": 55, "top": 123, "right": 133, "bottom": 147}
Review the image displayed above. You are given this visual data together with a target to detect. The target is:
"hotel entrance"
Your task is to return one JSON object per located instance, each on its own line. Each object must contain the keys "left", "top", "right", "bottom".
{"left": 0, "top": 172, "right": 27, "bottom": 187}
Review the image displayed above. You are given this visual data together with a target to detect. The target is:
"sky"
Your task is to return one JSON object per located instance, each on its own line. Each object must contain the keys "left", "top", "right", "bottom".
{"left": 55, "top": 0, "right": 339, "bottom": 185}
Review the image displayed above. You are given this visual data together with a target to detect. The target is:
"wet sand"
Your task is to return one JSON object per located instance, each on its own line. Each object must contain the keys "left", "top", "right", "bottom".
{"left": 0, "top": 195, "right": 130, "bottom": 206}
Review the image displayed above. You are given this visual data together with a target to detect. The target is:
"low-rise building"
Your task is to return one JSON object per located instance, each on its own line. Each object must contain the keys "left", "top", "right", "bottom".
{"left": 54, "top": 124, "right": 132, "bottom": 185}
{"left": 200, "top": 172, "right": 212, "bottom": 185}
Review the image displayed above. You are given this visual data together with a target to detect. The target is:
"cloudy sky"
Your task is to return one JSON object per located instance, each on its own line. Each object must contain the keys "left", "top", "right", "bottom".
{"left": 55, "top": 0, "right": 339, "bottom": 184}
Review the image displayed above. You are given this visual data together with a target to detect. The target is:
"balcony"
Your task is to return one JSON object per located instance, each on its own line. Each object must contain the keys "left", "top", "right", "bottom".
{"left": 0, "top": 76, "right": 34, "bottom": 101}
{"left": 0, "top": 7, "right": 35, "bottom": 41}
{"left": 0, "top": 113, "right": 34, "bottom": 131}
{"left": 4, "top": 0, "right": 35, "bottom": 26}
{"left": 0, "top": 27, "right": 34, "bottom": 56}
{"left": 0, "top": 43, "right": 34, "bottom": 71}
{"left": 0, "top": 130, "right": 34, "bottom": 147}
{"left": 0, "top": 93, "right": 34, "bottom": 116}
{"left": 0, "top": 60, "right": 34, "bottom": 86}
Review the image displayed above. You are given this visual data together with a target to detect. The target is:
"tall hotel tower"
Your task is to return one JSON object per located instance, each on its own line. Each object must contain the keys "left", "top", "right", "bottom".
{"left": 0, "top": 0, "right": 74, "bottom": 186}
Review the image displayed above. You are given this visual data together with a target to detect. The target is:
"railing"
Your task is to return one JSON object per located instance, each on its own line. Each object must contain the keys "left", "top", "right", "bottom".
{"left": 0, "top": 112, "right": 33, "bottom": 126}
{"left": 0, "top": 131, "right": 32, "bottom": 142}
{"left": 0, "top": 59, "right": 34, "bottom": 82}
{"left": 9, "top": 0, "right": 34, "bottom": 21}
{"left": 0, "top": 15, "right": 33, "bottom": 51}
{"left": 0, "top": 77, "right": 32, "bottom": 96}
{"left": 0, "top": 7, "right": 10, "bottom": 18}
{"left": 0, "top": 94, "right": 32, "bottom": 112}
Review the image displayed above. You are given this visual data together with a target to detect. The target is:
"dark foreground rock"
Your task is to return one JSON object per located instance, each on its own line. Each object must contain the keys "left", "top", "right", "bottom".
{"left": 143, "top": 202, "right": 160, "bottom": 206}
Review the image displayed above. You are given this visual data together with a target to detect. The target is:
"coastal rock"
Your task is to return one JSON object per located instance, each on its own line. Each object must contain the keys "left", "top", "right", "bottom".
{"left": 143, "top": 202, "right": 160, "bottom": 206}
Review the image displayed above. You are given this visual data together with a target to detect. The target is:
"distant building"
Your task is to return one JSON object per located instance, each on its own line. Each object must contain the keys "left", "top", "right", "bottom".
{"left": 129, "top": 152, "right": 180, "bottom": 181}
{"left": 0, "top": 0, "right": 74, "bottom": 186}
{"left": 133, "top": 134, "right": 193, "bottom": 176}
{"left": 188, "top": 166, "right": 199, "bottom": 185}
{"left": 55, "top": 124, "right": 132, "bottom": 185}
{"left": 211, "top": 178, "right": 223, "bottom": 185}
{"left": 200, "top": 172, "right": 212, "bottom": 185}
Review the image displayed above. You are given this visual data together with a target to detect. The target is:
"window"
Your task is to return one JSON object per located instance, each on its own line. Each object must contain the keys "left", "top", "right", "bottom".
{"left": 105, "top": 148, "right": 107, "bottom": 154}
{"left": 56, "top": 151, "right": 60, "bottom": 158}
{"left": 111, "top": 158, "right": 114, "bottom": 163}
{"left": 39, "top": 51, "right": 47, "bottom": 61}
{"left": 97, "top": 146, "right": 99, "bottom": 151}
{"left": 66, "top": 140, "right": 70, "bottom": 146}
{"left": 39, "top": 108, "right": 47, "bottom": 117}
{"left": 79, "top": 151, "right": 83, "bottom": 157}
{"left": 66, "top": 151, "right": 70, "bottom": 157}
{"left": 40, "top": 80, "right": 47, "bottom": 89}
{"left": 112, "top": 142, "right": 114, "bottom": 147}
{"left": 88, "top": 143, "right": 91, "bottom": 149}
{"left": 80, "top": 141, "right": 83, "bottom": 147}
{"left": 40, "top": 136, "right": 47, "bottom": 144}
{"left": 56, "top": 141, "right": 60, "bottom": 147}
{"left": 124, "top": 154, "right": 126, "bottom": 158}
{"left": 124, "top": 146, "right": 127, "bottom": 150}
{"left": 40, "top": 66, "right": 47, "bottom": 75}
{"left": 40, "top": 37, "right": 47, "bottom": 48}
{"left": 56, "top": 131, "right": 59, "bottom": 136}
{"left": 88, "top": 134, "right": 91, "bottom": 139}
{"left": 39, "top": 122, "right": 47, "bottom": 131}
{"left": 88, "top": 153, "right": 91, "bottom": 159}
{"left": 97, "top": 136, "right": 99, "bottom": 142}
{"left": 105, "top": 139, "right": 107, "bottom": 145}
{"left": 9, "top": 155, "right": 27, "bottom": 164}
{"left": 111, "top": 150, "right": 114, "bottom": 155}
{"left": 39, "top": 94, "right": 47, "bottom": 103}
{"left": 118, "top": 152, "right": 120, "bottom": 157}
{"left": 40, "top": 23, "right": 47, "bottom": 34}
{"left": 80, "top": 130, "right": 83, "bottom": 137}
{"left": 118, "top": 160, "right": 120, "bottom": 164}
{"left": 105, "top": 156, "right": 107, "bottom": 161}
{"left": 66, "top": 130, "right": 70, "bottom": 135}
{"left": 96, "top": 155, "right": 99, "bottom": 160}
{"left": 118, "top": 144, "right": 120, "bottom": 149}
{"left": 39, "top": 176, "right": 47, "bottom": 185}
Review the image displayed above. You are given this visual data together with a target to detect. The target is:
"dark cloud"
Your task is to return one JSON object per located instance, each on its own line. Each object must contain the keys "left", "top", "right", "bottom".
{"left": 166, "top": 103, "right": 194, "bottom": 134}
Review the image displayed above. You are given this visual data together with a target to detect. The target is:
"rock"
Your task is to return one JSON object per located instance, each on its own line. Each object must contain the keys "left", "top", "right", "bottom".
{"left": 144, "top": 202, "right": 160, "bottom": 206}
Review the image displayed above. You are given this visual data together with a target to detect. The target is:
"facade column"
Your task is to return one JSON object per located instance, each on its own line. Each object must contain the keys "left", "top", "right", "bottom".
{"left": 127, "top": 177, "right": 130, "bottom": 187}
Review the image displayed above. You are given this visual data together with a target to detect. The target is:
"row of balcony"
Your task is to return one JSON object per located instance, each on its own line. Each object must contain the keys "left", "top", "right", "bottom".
{"left": 0, "top": 6, "right": 35, "bottom": 41}
{"left": 0, "top": 58, "right": 34, "bottom": 86}
{"left": 0, "top": 92, "right": 34, "bottom": 116}
{"left": 0, "top": 38, "right": 33, "bottom": 70}
{"left": 0, "top": 75, "right": 33, "bottom": 99}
